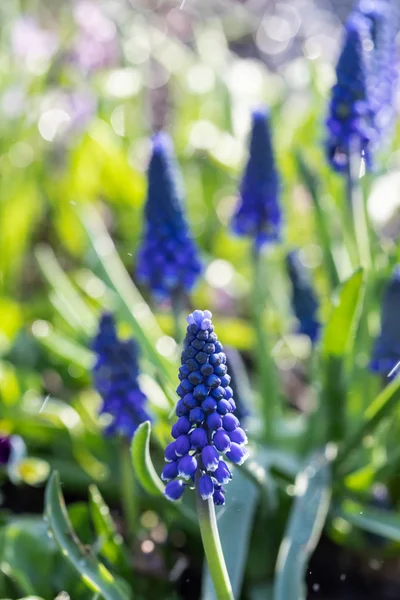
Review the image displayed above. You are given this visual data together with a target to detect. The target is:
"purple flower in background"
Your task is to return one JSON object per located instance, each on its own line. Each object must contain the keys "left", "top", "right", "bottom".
{"left": 162, "top": 310, "right": 248, "bottom": 505}
{"left": 327, "top": 1, "right": 398, "bottom": 172}
{"left": 0, "top": 436, "right": 12, "bottom": 465}
{"left": 72, "top": 1, "right": 118, "bottom": 72}
{"left": 136, "top": 133, "right": 202, "bottom": 301}
{"left": 11, "top": 16, "right": 58, "bottom": 72}
{"left": 231, "top": 108, "right": 282, "bottom": 248}
{"left": 358, "top": 0, "right": 399, "bottom": 138}
{"left": 92, "top": 313, "right": 151, "bottom": 439}
{"left": 286, "top": 251, "right": 320, "bottom": 343}
{"left": 326, "top": 13, "right": 375, "bottom": 171}
{"left": 369, "top": 266, "right": 400, "bottom": 381}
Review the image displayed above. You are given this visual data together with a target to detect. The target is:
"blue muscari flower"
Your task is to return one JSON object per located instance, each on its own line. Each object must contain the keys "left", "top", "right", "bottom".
{"left": 232, "top": 108, "right": 282, "bottom": 248}
{"left": 136, "top": 133, "right": 202, "bottom": 300}
{"left": 92, "top": 312, "right": 151, "bottom": 439}
{"left": 162, "top": 310, "right": 248, "bottom": 505}
{"left": 286, "top": 251, "right": 320, "bottom": 343}
{"left": 358, "top": 0, "right": 399, "bottom": 139}
{"left": 326, "top": 13, "right": 376, "bottom": 172}
{"left": 369, "top": 266, "right": 400, "bottom": 380}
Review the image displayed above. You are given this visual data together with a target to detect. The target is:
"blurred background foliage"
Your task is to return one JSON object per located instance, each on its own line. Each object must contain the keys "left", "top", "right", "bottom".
{"left": 1, "top": 0, "right": 400, "bottom": 599}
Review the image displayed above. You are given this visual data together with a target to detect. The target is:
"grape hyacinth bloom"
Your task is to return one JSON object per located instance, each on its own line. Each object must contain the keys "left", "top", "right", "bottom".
{"left": 92, "top": 313, "right": 151, "bottom": 438}
{"left": 326, "top": 13, "right": 376, "bottom": 171}
{"left": 359, "top": 0, "right": 399, "bottom": 139}
{"left": 232, "top": 108, "right": 281, "bottom": 248}
{"left": 286, "top": 251, "right": 320, "bottom": 343}
{"left": 136, "top": 133, "right": 202, "bottom": 300}
{"left": 370, "top": 266, "right": 400, "bottom": 380}
{"left": 162, "top": 310, "right": 248, "bottom": 505}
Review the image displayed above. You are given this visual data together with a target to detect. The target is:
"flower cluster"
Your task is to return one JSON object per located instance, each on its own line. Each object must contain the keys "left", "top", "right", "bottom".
{"left": 359, "top": 0, "right": 398, "bottom": 138}
{"left": 232, "top": 108, "right": 281, "bottom": 248}
{"left": 370, "top": 266, "right": 400, "bottom": 380}
{"left": 162, "top": 310, "right": 248, "bottom": 505}
{"left": 286, "top": 251, "right": 320, "bottom": 343}
{"left": 92, "top": 313, "right": 151, "bottom": 439}
{"left": 136, "top": 133, "right": 202, "bottom": 300}
{"left": 327, "top": 1, "right": 398, "bottom": 172}
{"left": 326, "top": 13, "right": 375, "bottom": 171}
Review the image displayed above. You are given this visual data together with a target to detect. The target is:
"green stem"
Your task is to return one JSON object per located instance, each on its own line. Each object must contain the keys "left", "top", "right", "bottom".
{"left": 120, "top": 439, "right": 137, "bottom": 544}
{"left": 252, "top": 246, "right": 280, "bottom": 442}
{"left": 346, "top": 139, "right": 372, "bottom": 271}
{"left": 195, "top": 485, "right": 234, "bottom": 600}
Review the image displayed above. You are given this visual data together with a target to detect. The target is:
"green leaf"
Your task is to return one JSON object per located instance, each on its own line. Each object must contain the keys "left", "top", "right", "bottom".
{"left": 35, "top": 244, "right": 96, "bottom": 336}
{"left": 202, "top": 468, "right": 259, "bottom": 600}
{"left": 32, "top": 325, "right": 94, "bottom": 370}
{"left": 88, "top": 485, "right": 130, "bottom": 574}
{"left": 322, "top": 268, "right": 364, "bottom": 357}
{"left": 295, "top": 151, "right": 340, "bottom": 290}
{"left": 335, "top": 500, "right": 400, "bottom": 543}
{"left": 45, "top": 472, "right": 130, "bottom": 600}
{"left": 130, "top": 421, "right": 164, "bottom": 497}
{"left": 273, "top": 451, "right": 331, "bottom": 600}
{"left": 336, "top": 375, "right": 400, "bottom": 473}
{"left": 0, "top": 518, "right": 55, "bottom": 598}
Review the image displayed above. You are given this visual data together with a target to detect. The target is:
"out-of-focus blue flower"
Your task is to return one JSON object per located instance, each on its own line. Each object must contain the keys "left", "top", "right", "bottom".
{"left": 359, "top": 0, "right": 399, "bottom": 139}
{"left": 136, "top": 133, "right": 202, "bottom": 300}
{"left": 0, "top": 436, "right": 12, "bottom": 466}
{"left": 326, "top": 13, "right": 375, "bottom": 171}
{"left": 162, "top": 310, "right": 248, "bottom": 506}
{"left": 72, "top": 1, "right": 118, "bottom": 72}
{"left": 232, "top": 108, "right": 281, "bottom": 248}
{"left": 370, "top": 266, "right": 400, "bottom": 380}
{"left": 286, "top": 251, "right": 320, "bottom": 343}
{"left": 92, "top": 313, "right": 151, "bottom": 439}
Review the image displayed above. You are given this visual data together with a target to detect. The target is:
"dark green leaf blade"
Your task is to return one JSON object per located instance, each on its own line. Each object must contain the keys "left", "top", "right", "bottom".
{"left": 273, "top": 451, "right": 331, "bottom": 600}
{"left": 45, "top": 472, "right": 130, "bottom": 600}
{"left": 131, "top": 421, "right": 164, "bottom": 497}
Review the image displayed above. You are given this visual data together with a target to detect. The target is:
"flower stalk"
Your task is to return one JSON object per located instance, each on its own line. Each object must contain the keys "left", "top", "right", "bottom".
{"left": 195, "top": 477, "right": 234, "bottom": 600}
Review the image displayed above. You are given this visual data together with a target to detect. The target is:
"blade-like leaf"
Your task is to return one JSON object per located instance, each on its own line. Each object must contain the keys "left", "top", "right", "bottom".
{"left": 201, "top": 468, "right": 259, "bottom": 600}
{"left": 336, "top": 375, "right": 400, "bottom": 473}
{"left": 32, "top": 324, "right": 94, "bottom": 370}
{"left": 131, "top": 421, "right": 164, "bottom": 497}
{"left": 336, "top": 501, "right": 400, "bottom": 543}
{"left": 88, "top": 485, "right": 130, "bottom": 575}
{"left": 322, "top": 269, "right": 365, "bottom": 442}
{"left": 35, "top": 244, "right": 96, "bottom": 336}
{"left": 295, "top": 151, "right": 340, "bottom": 290}
{"left": 273, "top": 451, "right": 331, "bottom": 600}
{"left": 45, "top": 472, "right": 129, "bottom": 600}
{"left": 322, "top": 268, "right": 364, "bottom": 358}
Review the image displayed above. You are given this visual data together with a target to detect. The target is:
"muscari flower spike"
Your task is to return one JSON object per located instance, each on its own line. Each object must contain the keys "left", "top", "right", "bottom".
{"left": 162, "top": 310, "right": 248, "bottom": 505}
{"left": 286, "top": 251, "right": 320, "bottom": 343}
{"left": 369, "top": 266, "right": 400, "bottom": 380}
{"left": 136, "top": 133, "right": 202, "bottom": 301}
{"left": 326, "top": 12, "right": 376, "bottom": 172}
{"left": 232, "top": 108, "right": 282, "bottom": 248}
{"left": 92, "top": 313, "right": 151, "bottom": 439}
{"left": 358, "top": 0, "right": 399, "bottom": 138}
